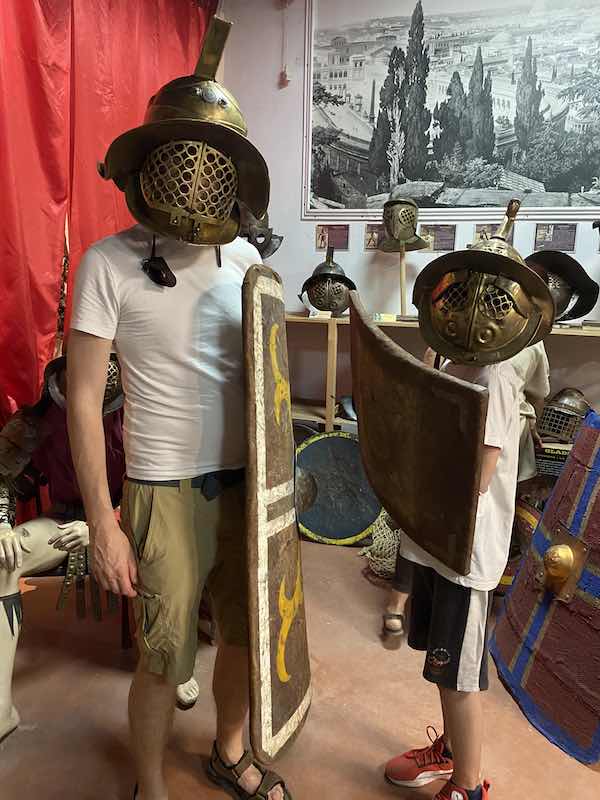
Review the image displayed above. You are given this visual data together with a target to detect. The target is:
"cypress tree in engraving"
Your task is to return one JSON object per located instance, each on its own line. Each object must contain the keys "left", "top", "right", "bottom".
{"left": 401, "top": 1, "right": 431, "bottom": 179}
{"left": 369, "top": 47, "right": 407, "bottom": 188}
{"left": 514, "top": 37, "right": 543, "bottom": 151}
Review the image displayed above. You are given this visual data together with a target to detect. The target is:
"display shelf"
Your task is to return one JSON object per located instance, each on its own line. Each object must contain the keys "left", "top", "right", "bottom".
{"left": 285, "top": 313, "right": 600, "bottom": 336}
{"left": 291, "top": 401, "right": 357, "bottom": 431}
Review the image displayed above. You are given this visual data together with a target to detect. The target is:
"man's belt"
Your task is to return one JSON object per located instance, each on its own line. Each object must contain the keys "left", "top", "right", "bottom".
{"left": 127, "top": 468, "right": 245, "bottom": 502}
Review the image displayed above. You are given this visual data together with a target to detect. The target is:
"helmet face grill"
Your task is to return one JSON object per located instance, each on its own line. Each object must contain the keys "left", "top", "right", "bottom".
{"left": 141, "top": 140, "right": 238, "bottom": 226}
{"left": 478, "top": 285, "right": 514, "bottom": 320}
{"left": 307, "top": 277, "right": 350, "bottom": 315}
{"left": 438, "top": 280, "right": 470, "bottom": 314}
{"left": 539, "top": 407, "right": 582, "bottom": 443}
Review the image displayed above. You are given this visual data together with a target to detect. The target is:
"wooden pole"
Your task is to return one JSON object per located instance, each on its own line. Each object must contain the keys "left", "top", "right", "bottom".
{"left": 399, "top": 243, "right": 407, "bottom": 316}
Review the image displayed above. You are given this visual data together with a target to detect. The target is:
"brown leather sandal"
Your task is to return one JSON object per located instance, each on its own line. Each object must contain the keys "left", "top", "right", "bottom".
{"left": 205, "top": 742, "right": 293, "bottom": 799}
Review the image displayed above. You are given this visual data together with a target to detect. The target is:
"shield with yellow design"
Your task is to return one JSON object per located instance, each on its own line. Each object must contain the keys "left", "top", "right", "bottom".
{"left": 490, "top": 411, "right": 600, "bottom": 769}
{"left": 243, "top": 264, "right": 311, "bottom": 763}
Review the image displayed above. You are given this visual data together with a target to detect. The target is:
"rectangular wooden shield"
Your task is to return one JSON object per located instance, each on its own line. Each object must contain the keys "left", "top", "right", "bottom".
{"left": 349, "top": 292, "right": 488, "bottom": 575}
{"left": 243, "top": 265, "right": 311, "bottom": 763}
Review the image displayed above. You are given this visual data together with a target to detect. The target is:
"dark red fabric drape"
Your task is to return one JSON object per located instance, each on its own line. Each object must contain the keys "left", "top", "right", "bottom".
{"left": 66, "top": 0, "right": 217, "bottom": 332}
{"left": 1, "top": 0, "right": 217, "bottom": 406}
{"left": 0, "top": 1, "right": 71, "bottom": 407}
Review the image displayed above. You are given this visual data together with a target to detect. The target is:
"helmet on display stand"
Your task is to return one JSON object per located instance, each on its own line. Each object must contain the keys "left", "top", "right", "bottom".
{"left": 299, "top": 247, "right": 356, "bottom": 317}
{"left": 413, "top": 199, "right": 555, "bottom": 365}
{"left": 378, "top": 196, "right": 429, "bottom": 253}
{"left": 98, "top": 18, "right": 269, "bottom": 246}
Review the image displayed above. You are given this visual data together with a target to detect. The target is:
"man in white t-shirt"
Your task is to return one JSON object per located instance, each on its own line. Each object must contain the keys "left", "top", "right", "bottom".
{"left": 67, "top": 21, "right": 291, "bottom": 800}
{"left": 384, "top": 201, "right": 555, "bottom": 800}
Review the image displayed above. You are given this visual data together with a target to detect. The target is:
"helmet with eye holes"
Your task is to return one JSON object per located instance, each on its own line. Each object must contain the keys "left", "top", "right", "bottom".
{"left": 413, "top": 200, "right": 555, "bottom": 365}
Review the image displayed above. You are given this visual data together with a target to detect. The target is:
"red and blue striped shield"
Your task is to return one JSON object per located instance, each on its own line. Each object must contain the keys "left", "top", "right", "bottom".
{"left": 490, "top": 411, "right": 600, "bottom": 768}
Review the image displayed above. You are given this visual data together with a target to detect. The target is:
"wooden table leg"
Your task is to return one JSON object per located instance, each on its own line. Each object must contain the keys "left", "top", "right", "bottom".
{"left": 325, "top": 318, "right": 338, "bottom": 432}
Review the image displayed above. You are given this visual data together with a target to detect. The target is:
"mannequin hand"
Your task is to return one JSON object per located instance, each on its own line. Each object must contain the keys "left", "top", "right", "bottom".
{"left": 0, "top": 524, "right": 32, "bottom": 572}
{"left": 89, "top": 516, "right": 138, "bottom": 598}
{"left": 48, "top": 521, "right": 90, "bottom": 553}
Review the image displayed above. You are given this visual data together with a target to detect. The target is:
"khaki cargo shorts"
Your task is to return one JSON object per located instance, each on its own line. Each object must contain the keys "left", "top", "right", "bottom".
{"left": 120, "top": 476, "right": 248, "bottom": 685}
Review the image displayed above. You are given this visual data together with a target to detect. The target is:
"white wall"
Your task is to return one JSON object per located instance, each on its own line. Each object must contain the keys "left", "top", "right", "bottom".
{"left": 223, "top": 0, "right": 600, "bottom": 407}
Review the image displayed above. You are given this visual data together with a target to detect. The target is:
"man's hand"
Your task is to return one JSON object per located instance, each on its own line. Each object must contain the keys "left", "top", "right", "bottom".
{"left": 89, "top": 517, "right": 138, "bottom": 598}
{"left": 0, "top": 524, "right": 31, "bottom": 572}
{"left": 48, "top": 520, "right": 90, "bottom": 553}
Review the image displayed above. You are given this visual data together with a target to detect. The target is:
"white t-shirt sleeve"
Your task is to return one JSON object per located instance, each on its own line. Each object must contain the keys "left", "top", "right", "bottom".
{"left": 484, "top": 367, "right": 515, "bottom": 450}
{"left": 71, "top": 246, "right": 119, "bottom": 340}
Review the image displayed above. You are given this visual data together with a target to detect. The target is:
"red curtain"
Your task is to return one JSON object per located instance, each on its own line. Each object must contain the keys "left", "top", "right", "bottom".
{"left": 67, "top": 0, "right": 217, "bottom": 331}
{"left": 0, "top": 1, "right": 71, "bottom": 408}
{"left": 0, "top": 0, "right": 217, "bottom": 407}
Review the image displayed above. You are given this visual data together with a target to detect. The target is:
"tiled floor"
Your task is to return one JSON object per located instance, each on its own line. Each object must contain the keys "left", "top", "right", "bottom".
{"left": 1, "top": 542, "right": 598, "bottom": 799}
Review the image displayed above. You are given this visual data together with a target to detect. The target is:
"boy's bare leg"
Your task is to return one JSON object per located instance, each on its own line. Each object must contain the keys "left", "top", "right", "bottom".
{"left": 213, "top": 643, "right": 283, "bottom": 800}
{"left": 129, "top": 667, "right": 176, "bottom": 800}
{"left": 439, "top": 686, "right": 483, "bottom": 790}
{"left": 384, "top": 588, "right": 408, "bottom": 632}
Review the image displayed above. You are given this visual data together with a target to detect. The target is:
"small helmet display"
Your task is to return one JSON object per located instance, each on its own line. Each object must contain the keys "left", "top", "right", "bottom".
{"left": 239, "top": 204, "right": 283, "bottom": 258}
{"left": 538, "top": 388, "right": 591, "bottom": 444}
{"left": 299, "top": 247, "right": 357, "bottom": 317}
{"left": 524, "top": 250, "right": 599, "bottom": 322}
{"left": 378, "top": 196, "right": 429, "bottom": 253}
{"left": 413, "top": 199, "right": 555, "bottom": 365}
{"left": 98, "top": 18, "right": 269, "bottom": 246}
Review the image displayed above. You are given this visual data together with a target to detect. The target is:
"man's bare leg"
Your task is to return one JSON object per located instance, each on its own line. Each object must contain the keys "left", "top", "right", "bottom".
{"left": 213, "top": 643, "right": 283, "bottom": 800}
{"left": 129, "top": 667, "right": 176, "bottom": 800}
{"left": 439, "top": 686, "right": 483, "bottom": 790}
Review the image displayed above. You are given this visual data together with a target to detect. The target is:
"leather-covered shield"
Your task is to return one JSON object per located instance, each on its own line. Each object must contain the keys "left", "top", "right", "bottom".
{"left": 490, "top": 411, "right": 600, "bottom": 768}
{"left": 243, "top": 264, "right": 311, "bottom": 763}
{"left": 349, "top": 292, "right": 489, "bottom": 575}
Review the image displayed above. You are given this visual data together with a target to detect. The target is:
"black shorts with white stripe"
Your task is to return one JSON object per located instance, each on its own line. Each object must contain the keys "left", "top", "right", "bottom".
{"left": 407, "top": 564, "right": 493, "bottom": 692}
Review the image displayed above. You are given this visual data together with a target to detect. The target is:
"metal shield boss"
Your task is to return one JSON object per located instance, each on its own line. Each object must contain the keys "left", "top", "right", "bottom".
{"left": 349, "top": 292, "right": 489, "bottom": 575}
{"left": 243, "top": 265, "right": 311, "bottom": 763}
{"left": 491, "top": 411, "right": 600, "bottom": 769}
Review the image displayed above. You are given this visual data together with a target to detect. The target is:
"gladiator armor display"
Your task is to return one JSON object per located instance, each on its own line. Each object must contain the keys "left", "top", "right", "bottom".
{"left": 538, "top": 388, "right": 591, "bottom": 444}
{"left": 414, "top": 200, "right": 554, "bottom": 365}
{"left": 298, "top": 246, "right": 356, "bottom": 317}
{"left": 0, "top": 354, "right": 125, "bottom": 740}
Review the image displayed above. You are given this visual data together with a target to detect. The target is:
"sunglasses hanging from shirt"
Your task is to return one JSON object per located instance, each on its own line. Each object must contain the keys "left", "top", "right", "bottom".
{"left": 141, "top": 236, "right": 222, "bottom": 288}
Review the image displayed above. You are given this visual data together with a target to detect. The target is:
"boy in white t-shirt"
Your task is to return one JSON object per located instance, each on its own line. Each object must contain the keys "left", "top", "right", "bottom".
{"left": 384, "top": 200, "right": 555, "bottom": 800}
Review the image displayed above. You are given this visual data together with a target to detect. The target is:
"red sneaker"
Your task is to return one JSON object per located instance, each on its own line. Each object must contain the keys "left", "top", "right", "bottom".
{"left": 434, "top": 779, "right": 491, "bottom": 799}
{"left": 385, "top": 727, "right": 454, "bottom": 788}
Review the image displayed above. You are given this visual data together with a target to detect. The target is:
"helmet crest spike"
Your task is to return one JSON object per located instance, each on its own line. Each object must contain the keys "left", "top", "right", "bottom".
{"left": 194, "top": 17, "right": 231, "bottom": 80}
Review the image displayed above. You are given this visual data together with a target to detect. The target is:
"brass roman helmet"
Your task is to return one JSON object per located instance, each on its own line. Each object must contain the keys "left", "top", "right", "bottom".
{"left": 98, "top": 18, "right": 269, "bottom": 245}
{"left": 413, "top": 200, "right": 555, "bottom": 365}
